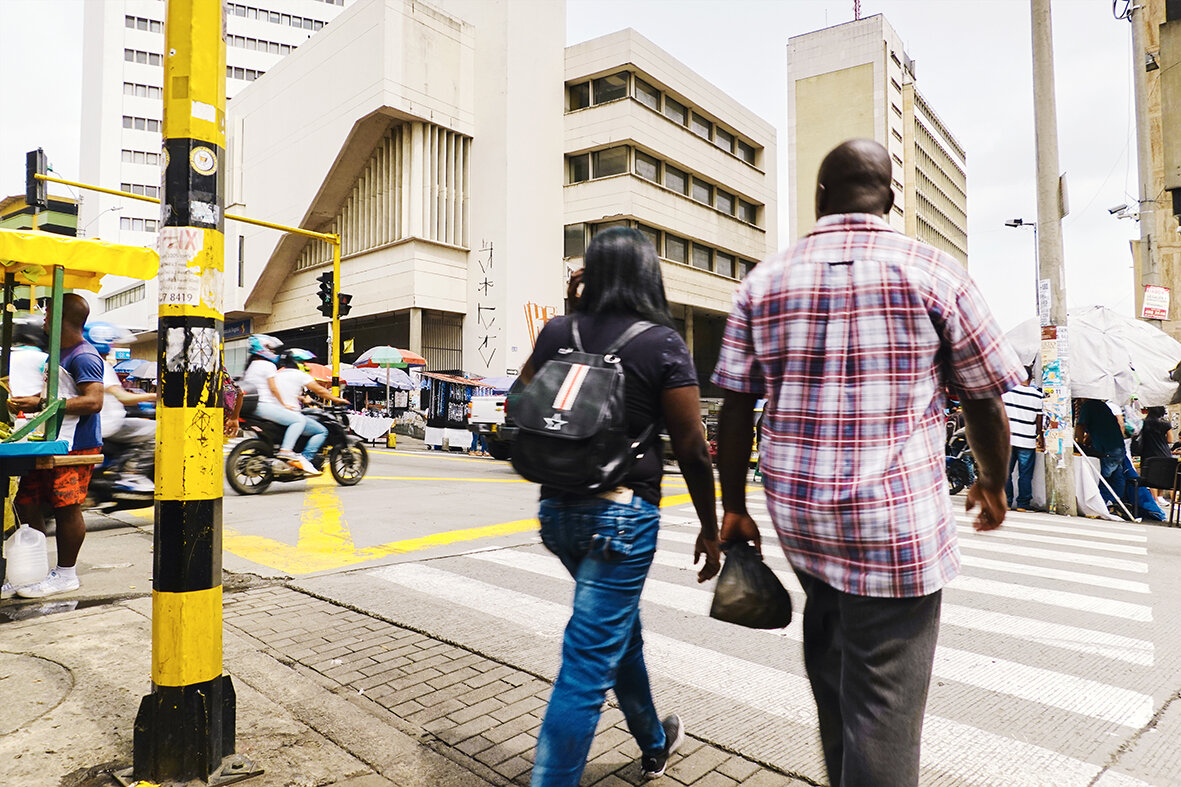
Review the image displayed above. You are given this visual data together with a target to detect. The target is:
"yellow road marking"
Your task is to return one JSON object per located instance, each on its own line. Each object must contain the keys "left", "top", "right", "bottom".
{"left": 369, "top": 449, "right": 498, "bottom": 464}
{"left": 221, "top": 487, "right": 697, "bottom": 575}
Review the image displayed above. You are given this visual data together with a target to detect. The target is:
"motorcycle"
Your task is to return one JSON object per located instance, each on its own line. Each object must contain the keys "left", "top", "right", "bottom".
{"left": 946, "top": 426, "right": 976, "bottom": 495}
{"left": 87, "top": 410, "right": 157, "bottom": 512}
{"left": 225, "top": 404, "right": 368, "bottom": 495}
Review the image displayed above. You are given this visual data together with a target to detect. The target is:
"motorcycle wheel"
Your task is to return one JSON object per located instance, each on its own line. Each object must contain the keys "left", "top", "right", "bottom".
{"left": 947, "top": 459, "right": 970, "bottom": 496}
{"left": 485, "top": 439, "right": 511, "bottom": 461}
{"left": 329, "top": 442, "right": 368, "bottom": 486}
{"left": 226, "top": 438, "right": 275, "bottom": 495}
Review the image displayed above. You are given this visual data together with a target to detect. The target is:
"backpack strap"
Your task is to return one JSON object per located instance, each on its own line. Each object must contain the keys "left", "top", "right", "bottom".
{"left": 605, "top": 320, "right": 656, "bottom": 355}
{"left": 570, "top": 317, "right": 585, "bottom": 353}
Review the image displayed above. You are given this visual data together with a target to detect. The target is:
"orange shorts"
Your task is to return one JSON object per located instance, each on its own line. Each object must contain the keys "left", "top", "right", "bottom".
{"left": 15, "top": 447, "right": 102, "bottom": 509}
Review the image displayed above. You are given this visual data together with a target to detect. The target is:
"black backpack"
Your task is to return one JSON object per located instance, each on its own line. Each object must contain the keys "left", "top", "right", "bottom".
{"left": 510, "top": 318, "right": 656, "bottom": 495}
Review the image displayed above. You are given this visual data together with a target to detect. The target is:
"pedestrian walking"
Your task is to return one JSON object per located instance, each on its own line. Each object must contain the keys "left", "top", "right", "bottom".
{"left": 519, "top": 227, "right": 721, "bottom": 785}
{"left": 1002, "top": 368, "right": 1042, "bottom": 510}
{"left": 1076, "top": 398, "right": 1128, "bottom": 509}
{"left": 712, "top": 139, "right": 1022, "bottom": 787}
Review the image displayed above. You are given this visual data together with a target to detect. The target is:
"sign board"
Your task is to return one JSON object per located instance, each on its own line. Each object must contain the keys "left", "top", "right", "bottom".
{"left": 224, "top": 318, "right": 252, "bottom": 340}
{"left": 114, "top": 347, "right": 131, "bottom": 361}
{"left": 1142, "top": 285, "right": 1170, "bottom": 320}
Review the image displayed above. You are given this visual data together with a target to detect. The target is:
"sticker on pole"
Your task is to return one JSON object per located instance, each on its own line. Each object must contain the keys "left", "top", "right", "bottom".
{"left": 157, "top": 227, "right": 222, "bottom": 311}
{"left": 1142, "top": 285, "right": 1170, "bottom": 320}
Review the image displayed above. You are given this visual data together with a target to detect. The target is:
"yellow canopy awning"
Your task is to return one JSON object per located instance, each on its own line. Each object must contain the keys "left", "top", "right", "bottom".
{"left": 0, "top": 228, "right": 159, "bottom": 292}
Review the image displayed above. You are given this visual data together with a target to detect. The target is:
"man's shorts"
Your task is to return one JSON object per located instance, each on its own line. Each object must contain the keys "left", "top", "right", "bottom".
{"left": 15, "top": 447, "right": 102, "bottom": 509}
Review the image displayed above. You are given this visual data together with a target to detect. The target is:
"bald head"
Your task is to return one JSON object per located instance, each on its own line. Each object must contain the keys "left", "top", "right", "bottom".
{"left": 815, "top": 139, "right": 894, "bottom": 219}
{"left": 62, "top": 293, "right": 89, "bottom": 330}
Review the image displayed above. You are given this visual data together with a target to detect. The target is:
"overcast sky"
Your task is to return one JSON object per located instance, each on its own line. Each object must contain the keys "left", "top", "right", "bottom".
{"left": 1, "top": 0, "right": 1139, "bottom": 331}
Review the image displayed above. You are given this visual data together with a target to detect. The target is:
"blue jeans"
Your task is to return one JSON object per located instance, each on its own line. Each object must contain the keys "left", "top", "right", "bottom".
{"left": 531, "top": 496, "right": 665, "bottom": 786}
{"left": 253, "top": 401, "right": 306, "bottom": 452}
{"left": 300, "top": 416, "right": 328, "bottom": 461}
{"left": 1098, "top": 449, "right": 1128, "bottom": 504}
{"left": 1006, "top": 447, "right": 1036, "bottom": 509}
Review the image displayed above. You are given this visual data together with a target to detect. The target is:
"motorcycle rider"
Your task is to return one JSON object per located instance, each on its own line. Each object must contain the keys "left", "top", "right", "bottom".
{"left": 85, "top": 326, "right": 157, "bottom": 493}
{"left": 274, "top": 351, "right": 349, "bottom": 470}
{"left": 241, "top": 334, "right": 318, "bottom": 474}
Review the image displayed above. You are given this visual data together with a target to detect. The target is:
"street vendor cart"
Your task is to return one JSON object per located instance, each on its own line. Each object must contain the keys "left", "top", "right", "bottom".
{"left": 0, "top": 228, "right": 158, "bottom": 584}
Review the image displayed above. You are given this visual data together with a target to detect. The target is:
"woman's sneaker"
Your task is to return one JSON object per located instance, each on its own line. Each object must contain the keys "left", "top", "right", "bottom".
{"left": 641, "top": 714, "right": 685, "bottom": 780}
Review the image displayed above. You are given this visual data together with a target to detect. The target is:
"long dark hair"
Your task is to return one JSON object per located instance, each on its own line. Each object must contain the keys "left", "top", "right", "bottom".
{"left": 576, "top": 227, "right": 675, "bottom": 328}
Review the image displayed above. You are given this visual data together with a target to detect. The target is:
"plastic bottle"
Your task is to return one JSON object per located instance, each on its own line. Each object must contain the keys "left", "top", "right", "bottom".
{"left": 5, "top": 523, "right": 48, "bottom": 587}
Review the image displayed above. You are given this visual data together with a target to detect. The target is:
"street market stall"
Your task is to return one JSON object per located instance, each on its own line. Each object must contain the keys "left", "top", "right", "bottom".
{"left": 0, "top": 228, "right": 158, "bottom": 582}
{"left": 422, "top": 372, "right": 484, "bottom": 450}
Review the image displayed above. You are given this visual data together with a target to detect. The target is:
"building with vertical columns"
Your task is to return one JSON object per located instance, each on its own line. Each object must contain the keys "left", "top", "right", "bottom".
{"left": 222, "top": 0, "right": 566, "bottom": 376}
{"left": 787, "top": 14, "right": 967, "bottom": 266}
{"left": 77, "top": 0, "right": 350, "bottom": 338}
{"left": 563, "top": 29, "right": 777, "bottom": 395}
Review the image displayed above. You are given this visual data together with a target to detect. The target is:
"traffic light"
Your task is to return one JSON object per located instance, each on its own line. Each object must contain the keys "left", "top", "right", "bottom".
{"left": 26, "top": 149, "right": 47, "bottom": 210}
{"left": 337, "top": 292, "right": 352, "bottom": 317}
{"left": 316, "top": 271, "right": 333, "bottom": 317}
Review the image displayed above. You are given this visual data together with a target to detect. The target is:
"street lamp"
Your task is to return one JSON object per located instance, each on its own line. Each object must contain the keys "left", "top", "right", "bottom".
{"left": 78, "top": 205, "right": 123, "bottom": 238}
{"left": 1005, "top": 218, "right": 1039, "bottom": 313}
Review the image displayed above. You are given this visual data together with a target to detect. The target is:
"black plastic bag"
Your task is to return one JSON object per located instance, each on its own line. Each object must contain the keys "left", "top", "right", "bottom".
{"left": 709, "top": 542, "right": 792, "bottom": 629}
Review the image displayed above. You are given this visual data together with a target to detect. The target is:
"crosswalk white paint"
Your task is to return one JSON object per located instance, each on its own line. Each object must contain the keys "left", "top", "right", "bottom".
{"left": 370, "top": 558, "right": 1156, "bottom": 787}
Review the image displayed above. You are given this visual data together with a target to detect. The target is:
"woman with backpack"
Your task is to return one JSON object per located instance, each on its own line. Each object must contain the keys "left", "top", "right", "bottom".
{"left": 519, "top": 227, "right": 721, "bottom": 785}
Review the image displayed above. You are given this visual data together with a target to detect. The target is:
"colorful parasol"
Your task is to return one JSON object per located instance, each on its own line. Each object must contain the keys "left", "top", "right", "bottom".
{"left": 352, "top": 346, "right": 427, "bottom": 369}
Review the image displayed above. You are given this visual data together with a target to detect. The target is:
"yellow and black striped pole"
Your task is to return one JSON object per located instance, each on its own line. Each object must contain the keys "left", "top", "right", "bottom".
{"left": 133, "top": 0, "right": 236, "bottom": 779}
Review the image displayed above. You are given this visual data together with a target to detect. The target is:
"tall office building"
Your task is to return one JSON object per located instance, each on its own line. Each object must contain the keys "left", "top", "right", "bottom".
{"left": 787, "top": 14, "right": 968, "bottom": 265}
{"left": 77, "top": 0, "right": 349, "bottom": 330}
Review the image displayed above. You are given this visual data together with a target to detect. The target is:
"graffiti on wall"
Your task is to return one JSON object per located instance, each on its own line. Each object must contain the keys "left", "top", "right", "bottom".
{"left": 524, "top": 302, "right": 557, "bottom": 348}
{"left": 475, "top": 240, "right": 498, "bottom": 368}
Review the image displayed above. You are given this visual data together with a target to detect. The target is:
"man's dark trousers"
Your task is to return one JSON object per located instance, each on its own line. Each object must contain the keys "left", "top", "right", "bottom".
{"left": 794, "top": 569, "right": 942, "bottom": 787}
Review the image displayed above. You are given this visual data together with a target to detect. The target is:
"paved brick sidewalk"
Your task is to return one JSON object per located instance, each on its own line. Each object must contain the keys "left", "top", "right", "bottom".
{"left": 223, "top": 585, "right": 807, "bottom": 786}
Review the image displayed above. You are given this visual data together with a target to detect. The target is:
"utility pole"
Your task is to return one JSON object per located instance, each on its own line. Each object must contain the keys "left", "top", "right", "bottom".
{"left": 1130, "top": 2, "right": 1161, "bottom": 319}
{"left": 1031, "top": 0, "right": 1076, "bottom": 515}
{"left": 133, "top": 0, "right": 251, "bottom": 781}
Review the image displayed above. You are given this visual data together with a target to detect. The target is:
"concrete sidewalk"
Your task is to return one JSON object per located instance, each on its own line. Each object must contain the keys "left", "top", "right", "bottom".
{"left": 0, "top": 517, "right": 802, "bottom": 786}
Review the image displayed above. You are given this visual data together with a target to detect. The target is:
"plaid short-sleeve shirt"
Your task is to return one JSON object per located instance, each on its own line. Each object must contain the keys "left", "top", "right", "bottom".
{"left": 712, "top": 214, "right": 1024, "bottom": 598}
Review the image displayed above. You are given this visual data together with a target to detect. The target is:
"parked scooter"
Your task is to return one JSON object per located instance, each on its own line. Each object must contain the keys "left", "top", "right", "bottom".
{"left": 946, "top": 426, "right": 976, "bottom": 495}
{"left": 225, "top": 404, "right": 368, "bottom": 494}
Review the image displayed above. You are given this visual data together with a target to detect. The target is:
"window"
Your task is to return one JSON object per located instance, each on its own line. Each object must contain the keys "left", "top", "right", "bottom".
{"left": 120, "top": 217, "right": 131, "bottom": 230}
{"left": 136, "top": 51, "right": 147, "bottom": 64}
{"left": 716, "top": 189, "right": 734, "bottom": 215}
{"left": 735, "top": 139, "right": 756, "bottom": 165}
{"left": 103, "top": 283, "right": 146, "bottom": 312}
{"left": 564, "top": 224, "right": 586, "bottom": 258}
{"left": 665, "top": 234, "right": 688, "bottom": 264}
{"left": 892, "top": 153, "right": 903, "bottom": 166}
{"left": 737, "top": 200, "right": 757, "bottom": 224}
{"left": 147, "top": 119, "right": 159, "bottom": 132}
{"left": 636, "top": 224, "right": 660, "bottom": 253}
{"left": 125, "top": 50, "right": 134, "bottom": 62}
{"left": 134, "top": 117, "right": 146, "bottom": 130}
{"left": 134, "top": 151, "right": 146, "bottom": 164}
{"left": 146, "top": 219, "right": 157, "bottom": 232}
{"left": 690, "top": 113, "right": 712, "bottom": 140}
{"left": 691, "top": 245, "right": 712, "bottom": 271}
{"left": 634, "top": 78, "right": 660, "bottom": 111}
{"left": 634, "top": 151, "right": 660, "bottom": 182}
{"left": 890, "top": 78, "right": 902, "bottom": 92}
{"left": 121, "top": 150, "right": 132, "bottom": 163}
{"left": 592, "top": 146, "right": 627, "bottom": 178}
{"left": 568, "top": 82, "right": 590, "bottom": 111}
{"left": 892, "top": 128, "right": 903, "bottom": 143}
{"left": 663, "top": 96, "right": 687, "bottom": 125}
{"left": 664, "top": 164, "right": 688, "bottom": 195}
{"left": 132, "top": 218, "right": 145, "bottom": 231}
{"left": 691, "top": 179, "right": 713, "bottom": 206}
{"left": 715, "top": 252, "right": 735, "bottom": 278}
{"left": 735, "top": 259, "right": 753, "bottom": 279}
{"left": 892, "top": 103, "right": 902, "bottom": 118}
{"left": 569, "top": 154, "right": 590, "bottom": 183}
{"left": 269, "top": 11, "right": 280, "bottom": 23}
{"left": 714, "top": 127, "right": 734, "bottom": 152}
{"left": 592, "top": 72, "right": 628, "bottom": 104}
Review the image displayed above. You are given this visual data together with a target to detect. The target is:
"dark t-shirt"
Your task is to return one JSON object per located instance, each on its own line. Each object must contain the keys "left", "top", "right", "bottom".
{"left": 1140, "top": 416, "right": 1173, "bottom": 459}
{"left": 527, "top": 312, "right": 698, "bottom": 505}
{"left": 1078, "top": 399, "right": 1124, "bottom": 455}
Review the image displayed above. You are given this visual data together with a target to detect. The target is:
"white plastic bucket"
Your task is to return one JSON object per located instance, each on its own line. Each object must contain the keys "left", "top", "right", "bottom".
{"left": 5, "top": 523, "right": 48, "bottom": 587}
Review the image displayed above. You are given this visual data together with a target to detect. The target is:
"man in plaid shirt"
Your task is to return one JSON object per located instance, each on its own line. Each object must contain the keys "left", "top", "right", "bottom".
{"left": 713, "top": 139, "right": 1022, "bottom": 787}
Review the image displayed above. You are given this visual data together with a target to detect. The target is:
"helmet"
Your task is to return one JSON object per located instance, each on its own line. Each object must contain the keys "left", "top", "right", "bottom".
{"left": 247, "top": 334, "right": 283, "bottom": 362}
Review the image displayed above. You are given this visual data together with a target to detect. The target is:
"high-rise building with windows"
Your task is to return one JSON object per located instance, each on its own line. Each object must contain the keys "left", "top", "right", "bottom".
{"left": 787, "top": 14, "right": 967, "bottom": 266}
{"left": 77, "top": 0, "right": 349, "bottom": 329}
{"left": 563, "top": 29, "right": 777, "bottom": 395}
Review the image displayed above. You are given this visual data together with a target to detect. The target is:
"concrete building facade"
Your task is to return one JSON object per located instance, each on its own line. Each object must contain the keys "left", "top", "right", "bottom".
{"left": 563, "top": 29, "right": 777, "bottom": 394}
{"left": 222, "top": 0, "right": 565, "bottom": 377}
{"left": 787, "top": 14, "right": 967, "bottom": 266}
{"left": 77, "top": 0, "right": 349, "bottom": 330}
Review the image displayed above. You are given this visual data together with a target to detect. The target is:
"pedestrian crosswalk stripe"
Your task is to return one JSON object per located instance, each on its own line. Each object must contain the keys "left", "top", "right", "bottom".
{"left": 947, "top": 574, "right": 1152, "bottom": 622}
{"left": 368, "top": 560, "right": 1153, "bottom": 787}
{"left": 958, "top": 537, "right": 1147, "bottom": 574}
{"left": 960, "top": 554, "right": 1150, "bottom": 594}
{"left": 473, "top": 549, "right": 1156, "bottom": 707}
{"left": 954, "top": 525, "right": 1148, "bottom": 555}
{"left": 952, "top": 516, "right": 1148, "bottom": 543}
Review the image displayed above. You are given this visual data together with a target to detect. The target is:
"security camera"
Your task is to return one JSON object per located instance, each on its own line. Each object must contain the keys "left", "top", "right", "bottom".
{"left": 1109, "top": 204, "right": 1129, "bottom": 215}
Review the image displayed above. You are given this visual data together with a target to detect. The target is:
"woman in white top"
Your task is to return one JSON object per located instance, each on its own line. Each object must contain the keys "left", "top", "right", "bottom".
{"left": 273, "top": 356, "right": 348, "bottom": 471}
{"left": 241, "top": 335, "right": 317, "bottom": 474}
